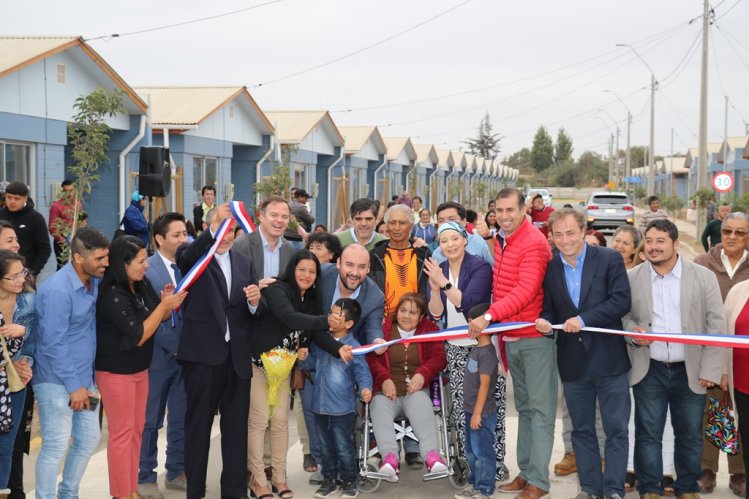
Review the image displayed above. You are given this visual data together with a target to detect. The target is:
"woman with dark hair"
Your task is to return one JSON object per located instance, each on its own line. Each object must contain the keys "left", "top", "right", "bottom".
{"left": 305, "top": 232, "right": 343, "bottom": 264}
{"left": 0, "top": 222, "right": 20, "bottom": 254}
{"left": 0, "top": 250, "right": 35, "bottom": 496}
{"left": 95, "top": 235, "right": 186, "bottom": 499}
{"left": 611, "top": 225, "right": 641, "bottom": 270}
{"left": 248, "top": 250, "right": 351, "bottom": 499}
{"left": 584, "top": 229, "right": 607, "bottom": 247}
{"left": 366, "top": 293, "right": 447, "bottom": 482}
{"left": 484, "top": 211, "right": 500, "bottom": 238}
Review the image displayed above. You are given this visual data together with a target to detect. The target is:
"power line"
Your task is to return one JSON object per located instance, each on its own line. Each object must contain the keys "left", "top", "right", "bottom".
{"left": 710, "top": 27, "right": 729, "bottom": 96}
{"left": 658, "top": 26, "right": 703, "bottom": 86}
{"left": 252, "top": 0, "right": 474, "bottom": 87}
{"left": 714, "top": 24, "right": 749, "bottom": 73}
{"left": 84, "top": 0, "right": 284, "bottom": 41}
{"left": 715, "top": 0, "right": 744, "bottom": 20}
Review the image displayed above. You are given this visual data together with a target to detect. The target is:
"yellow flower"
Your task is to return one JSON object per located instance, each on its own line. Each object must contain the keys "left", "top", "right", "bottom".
{"left": 260, "top": 347, "right": 298, "bottom": 416}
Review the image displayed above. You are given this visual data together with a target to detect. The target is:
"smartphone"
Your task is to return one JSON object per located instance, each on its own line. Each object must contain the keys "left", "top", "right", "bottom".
{"left": 68, "top": 395, "right": 100, "bottom": 411}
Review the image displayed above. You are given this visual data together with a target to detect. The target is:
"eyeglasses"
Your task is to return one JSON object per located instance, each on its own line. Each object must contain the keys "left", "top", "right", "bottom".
{"left": 2, "top": 268, "right": 28, "bottom": 283}
{"left": 721, "top": 228, "right": 749, "bottom": 238}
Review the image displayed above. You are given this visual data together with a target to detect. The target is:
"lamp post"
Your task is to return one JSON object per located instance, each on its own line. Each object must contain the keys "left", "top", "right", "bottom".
{"left": 604, "top": 89, "right": 632, "bottom": 185}
{"left": 596, "top": 117, "right": 615, "bottom": 184}
{"left": 616, "top": 44, "right": 658, "bottom": 196}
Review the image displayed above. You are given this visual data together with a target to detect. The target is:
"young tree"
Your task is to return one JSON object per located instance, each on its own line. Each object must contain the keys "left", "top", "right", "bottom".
{"left": 554, "top": 127, "right": 574, "bottom": 165}
{"left": 504, "top": 148, "right": 532, "bottom": 174}
{"left": 530, "top": 126, "right": 554, "bottom": 173}
{"left": 54, "top": 88, "right": 125, "bottom": 265}
{"left": 464, "top": 111, "right": 501, "bottom": 161}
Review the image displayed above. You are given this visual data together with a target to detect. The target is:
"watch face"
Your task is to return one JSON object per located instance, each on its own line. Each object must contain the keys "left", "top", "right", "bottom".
{"left": 483, "top": 313, "right": 493, "bottom": 323}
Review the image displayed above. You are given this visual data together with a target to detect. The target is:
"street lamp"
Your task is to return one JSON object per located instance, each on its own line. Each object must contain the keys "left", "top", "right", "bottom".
{"left": 604, "top": 89, "right": 632, "bottom": 185}
{"left": 595, "top": 117, "right": 615, "bottom": 184}
{"left": 616, "top": 43, "right": 658, "bottom": 196}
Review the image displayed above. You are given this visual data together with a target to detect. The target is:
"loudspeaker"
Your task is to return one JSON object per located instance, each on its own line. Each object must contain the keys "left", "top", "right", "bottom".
{"left": 138, "top": 146, "right": 171, "bottom": 197}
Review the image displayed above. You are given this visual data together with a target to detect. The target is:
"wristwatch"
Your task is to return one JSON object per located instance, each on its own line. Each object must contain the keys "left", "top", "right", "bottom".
{"left": 483, "top": 313, "right": 492, "bottom": 323}
{"left": 441, "top": 282, "right": 453, "bottom": 291}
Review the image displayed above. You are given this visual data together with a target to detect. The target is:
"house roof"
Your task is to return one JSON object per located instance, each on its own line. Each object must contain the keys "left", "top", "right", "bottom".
{"left": 744, "top": 137, "right": 749, "bottom": 160}
{"left": 434, "top": 149, "right": 454, "bottom": 169}
{"left": 412, "top": 143, "right": 438, "bottom": 167}
{"left": 684, "top": 142, "right": 723, "bottom": 167}
{"left": 265, "top": 110, "right": 344, "bottom": 146}
{"left": 382, "top": 137, "right": 416, "bottom": 163}
{"left": 338, "top": 126, "right": 387, "bottom": 155}
{"left": 717, "top": 136, "right": 749, "bottom": 163}
{"left": 133, "top": 86, "right": 273, "bottom": 132}
{"left": 0, "top": 36, "right": 147, "bottom": 113}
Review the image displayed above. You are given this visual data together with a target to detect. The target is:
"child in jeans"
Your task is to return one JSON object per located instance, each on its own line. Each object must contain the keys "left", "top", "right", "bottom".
{"left": 298, "top": 298, "right": 372, "bottom": 499}
{"left": 456, "top": 304, "right": 498, "bottom": 499}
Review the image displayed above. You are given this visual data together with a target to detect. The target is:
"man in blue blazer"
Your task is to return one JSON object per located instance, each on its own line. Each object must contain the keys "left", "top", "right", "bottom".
{"left": 536, "top": 208, "right": 632, "bottom": 499}
{"left": 139, "top": 213, "right": 189, "bottom": 499}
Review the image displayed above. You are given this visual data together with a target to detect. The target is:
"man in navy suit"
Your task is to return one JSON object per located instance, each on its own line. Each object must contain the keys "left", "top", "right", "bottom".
{"left": 177, "top": 205, "right": 262, "bottom": 499}
{"left": 536, "top": 207, "right": 631, "bottom": 499}
{"left": 138, "top": 212, "right": 189, "bottom": 499}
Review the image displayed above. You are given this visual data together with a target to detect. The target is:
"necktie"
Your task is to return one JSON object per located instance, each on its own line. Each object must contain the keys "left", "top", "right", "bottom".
{"left": 170, "top": 263, "right": 183, "bottom": 285}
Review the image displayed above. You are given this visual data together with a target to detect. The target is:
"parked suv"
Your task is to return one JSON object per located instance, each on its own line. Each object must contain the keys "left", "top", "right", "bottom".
{"left": 527, "top": 188, "right": 552, "bottom": 207}
{"left": 584, "top": 192, "right": 634, "bottom": 230}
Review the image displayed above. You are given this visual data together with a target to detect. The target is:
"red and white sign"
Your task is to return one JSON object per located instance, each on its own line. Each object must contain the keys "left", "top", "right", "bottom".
{"left": 712, "top": 171, "right": 734, "bottom": 193}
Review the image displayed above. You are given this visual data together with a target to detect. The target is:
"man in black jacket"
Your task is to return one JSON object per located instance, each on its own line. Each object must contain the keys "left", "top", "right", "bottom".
{"left": 0, "top": 181, "right": 51, "bottom": 275}
{"left": 177, "top": 204, "right": 262, "bottom": 499}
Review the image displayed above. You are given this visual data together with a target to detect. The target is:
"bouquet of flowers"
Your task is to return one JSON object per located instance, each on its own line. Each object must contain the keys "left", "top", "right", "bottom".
{"left": 260, "top": 347, "right": 298, "bottom": 415}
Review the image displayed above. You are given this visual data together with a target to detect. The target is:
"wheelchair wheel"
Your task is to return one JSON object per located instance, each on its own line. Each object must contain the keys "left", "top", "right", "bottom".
{"left": 357, "top": 463, "right": 382, "bottom": 493}
{"left": 449, "top": 457, "right": 469, "bottom": 489}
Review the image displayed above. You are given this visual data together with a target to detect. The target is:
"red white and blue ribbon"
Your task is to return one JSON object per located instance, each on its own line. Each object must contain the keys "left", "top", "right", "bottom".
{"left": 351, "top": 322, "right": 749, "bottom": 356}
{"left": 229, "top": 200, "right": 257, "bottom": 235}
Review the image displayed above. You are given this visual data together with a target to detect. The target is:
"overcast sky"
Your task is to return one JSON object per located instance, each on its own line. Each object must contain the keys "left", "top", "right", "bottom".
{"left": 3, "top": 0, "right": 748, "bottom": 160}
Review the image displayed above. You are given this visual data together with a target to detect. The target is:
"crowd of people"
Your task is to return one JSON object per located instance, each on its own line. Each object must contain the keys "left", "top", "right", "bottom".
{"left": 0, "top": 178, "right": 746, "bottom": 499}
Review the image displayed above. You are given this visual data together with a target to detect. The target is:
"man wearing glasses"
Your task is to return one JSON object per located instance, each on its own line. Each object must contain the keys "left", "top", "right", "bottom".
{"left": 694, "top": 212, "right": 749, "bottom": 495}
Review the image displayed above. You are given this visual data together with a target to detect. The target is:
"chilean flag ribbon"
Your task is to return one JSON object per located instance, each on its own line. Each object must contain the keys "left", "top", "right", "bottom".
{"left": 351, "top": 322, "right": 749, "bottom": 356}
{"left": 170, "top": 201, "right": 254, "bottom": 324}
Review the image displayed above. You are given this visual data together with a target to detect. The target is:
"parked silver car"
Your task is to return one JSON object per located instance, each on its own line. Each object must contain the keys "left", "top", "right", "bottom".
{"left": 585, "top": 192, "right": 634, "bottom": 230}
{"left": 527, "top": 188, "right": 552, "bottom": 207}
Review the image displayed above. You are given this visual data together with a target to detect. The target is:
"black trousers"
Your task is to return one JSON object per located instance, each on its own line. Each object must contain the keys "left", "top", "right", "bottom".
{"left": 734, "top": 388, "right": 749, "bottom": 475}
{"left": 182, "top": 358, "right": 250, "bottom": 499}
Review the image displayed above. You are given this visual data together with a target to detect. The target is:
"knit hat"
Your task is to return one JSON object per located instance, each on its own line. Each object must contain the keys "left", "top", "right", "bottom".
{"left": 132, "top": 190, "right": 144, "bottom": 202}
{"left": 436, "top": 220, "right": 468, "bottom": 239}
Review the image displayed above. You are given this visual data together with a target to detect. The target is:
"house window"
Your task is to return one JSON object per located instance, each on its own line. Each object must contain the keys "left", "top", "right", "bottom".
{"left": 350, "top": 167, "right": 365, "bottom": 199}
{"left": 291, "top": 162, "right": 308, "bottom": 191}
{"left": 0, "top": 141, "right": 32, "bottom": 185}
{"left": 193, "top": 156, "right": 218, "bottom": 202}
{"left": 56, "top": 64, "right": 66, "bottom": 84}
{"left": 389, "top": 171, "right": 401, "bottom": 197}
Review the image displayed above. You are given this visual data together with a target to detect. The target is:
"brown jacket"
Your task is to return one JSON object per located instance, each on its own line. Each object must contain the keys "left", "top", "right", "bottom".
{"left": 694, "top": 244, "right": 749, "bottom": 301}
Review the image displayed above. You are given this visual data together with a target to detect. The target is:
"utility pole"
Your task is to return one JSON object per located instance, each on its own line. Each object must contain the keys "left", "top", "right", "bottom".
{"left": 670, "top": 128, "right": 674, "bottom": 199}
{"left": 608, "top": 134, "right": 614, "bottom": 185}
{"left": 626, "top": 111, "right": 632, "bottom": 182}
{"left": 696, "top": 0, "right": 710, "bottom": 237}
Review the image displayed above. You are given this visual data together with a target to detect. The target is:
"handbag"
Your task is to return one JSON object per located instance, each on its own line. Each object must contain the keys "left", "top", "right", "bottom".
{"left": 705, "top": 390, "right": 740, "bottom": 454}
{"left": 0, "top": 334, "right": 25, "bottom": 393}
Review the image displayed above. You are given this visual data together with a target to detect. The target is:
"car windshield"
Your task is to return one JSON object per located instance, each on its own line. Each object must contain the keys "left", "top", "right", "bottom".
{"left": 591, "top": 195, "right": 628, "bottom": 205}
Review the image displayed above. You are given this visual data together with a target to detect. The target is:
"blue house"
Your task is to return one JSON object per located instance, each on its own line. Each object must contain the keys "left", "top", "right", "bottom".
{"left": 265, "top": 111, "right": 344, "bottom": 227}
{"left": 132, "top": 86, "right": 274, "bottom": 218}
{"left": 338, "top": 125, "right": 387, "bottom": 212}
{"left": 0, "top": 35, "right": 148, "bottom": 273}
{"left": 449, "top": 152, "right": 466, "bottom": 203}
{"left": 411, "top": 143, "right": 438, "bottom": 209}
{"left": 433, "top": 149, "right": 454, "bottom": 209}
{"left": 716, "top": 136, "right": 749, "bottom": 196}
{"left": 382, "top": 137, "right": 417, "bottom": 201}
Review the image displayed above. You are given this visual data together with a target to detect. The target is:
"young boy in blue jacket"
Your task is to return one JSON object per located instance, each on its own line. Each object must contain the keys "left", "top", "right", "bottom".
{"left": 298, "top": 298, "right": 372, "bottom": 499}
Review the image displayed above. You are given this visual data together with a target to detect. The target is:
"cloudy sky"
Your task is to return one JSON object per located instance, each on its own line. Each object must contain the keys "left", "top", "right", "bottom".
{"left": 3, "top": 0, "right": 748, "bottom": 160}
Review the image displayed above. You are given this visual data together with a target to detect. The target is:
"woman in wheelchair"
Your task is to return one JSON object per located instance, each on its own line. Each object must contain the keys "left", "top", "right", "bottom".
{"left": 366, "top": 293, "right": 447, "bottom": 482}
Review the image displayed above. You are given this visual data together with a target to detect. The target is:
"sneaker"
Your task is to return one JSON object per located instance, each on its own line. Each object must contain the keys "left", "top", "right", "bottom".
{"left": 314, "top": 478, "right": 338, "bottom": 498}
{"left": 340, "top": 481, "right": 359, "bottom": 499}
{"left": 138, "top": 482, "right": 164, "bottom": 499}
{"left": 164, "top": 472, "right": 187, "bottom": 490}
{"left": 309, "top": 466, "right": 324, "bottom": 485}
{"left": 454, "top": 486, "right": 481, "bottom": 499}
{"left": 425, "top": 450, "right": 448, "bottom": 474}
{"left": 378, "top": 452, "right": 400, "bottom": 483}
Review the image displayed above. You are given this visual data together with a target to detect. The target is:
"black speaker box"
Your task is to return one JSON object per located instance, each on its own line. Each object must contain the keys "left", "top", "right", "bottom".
{"left": 138, "top": 146, "right": 171, "bottom": 197}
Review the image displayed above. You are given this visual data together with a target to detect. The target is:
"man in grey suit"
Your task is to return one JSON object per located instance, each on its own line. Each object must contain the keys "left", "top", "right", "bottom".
{"left": 233, "top": 196, "right": 295, "bottom": 285}
{"left": 139, "top": 212, "right": 189, "bottom": 499}
{"left": 624, "top": 219, "right": 726, "bottom": 499}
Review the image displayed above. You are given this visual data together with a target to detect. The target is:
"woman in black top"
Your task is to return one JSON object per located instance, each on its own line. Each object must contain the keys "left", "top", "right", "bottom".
{"left": 95, "top": 235, "right": 185, "bottom": 499}
{"left": 248, "top": 250, "right": 351, "bottom": 499}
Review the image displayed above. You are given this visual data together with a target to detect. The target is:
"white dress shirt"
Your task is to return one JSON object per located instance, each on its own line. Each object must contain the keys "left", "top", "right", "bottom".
{"left": 649, "top": 257, "right": 685, "bottom": 362}
{"left": 214, "top": 251, "right": 232, "bottom": 342}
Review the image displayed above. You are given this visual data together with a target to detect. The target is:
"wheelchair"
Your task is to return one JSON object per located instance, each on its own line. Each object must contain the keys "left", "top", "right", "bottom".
{"left": 355, "top": 373, "right": 469, "bottom": 493}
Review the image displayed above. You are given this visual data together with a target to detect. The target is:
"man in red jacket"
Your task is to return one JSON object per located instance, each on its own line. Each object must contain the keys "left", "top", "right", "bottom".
{"left": 468, "top": 188, "right": 554, "bottom": 499}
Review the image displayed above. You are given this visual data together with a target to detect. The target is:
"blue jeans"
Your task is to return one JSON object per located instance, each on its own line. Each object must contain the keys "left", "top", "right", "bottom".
{"left": 633, "top": 361, "right": 705, "bottom": 496}
{"left": 563, "top": 366, "right": 630, "bottom": 498}
{"left": 139, "top": 364, "right": 186, "bottom": 483}
{"left": 34, "top": 383, "right": 101, "bottom": 499}
{"left": 314, "top": 412, "right": 357, "bottom": 484}
{"left": 0, "top": 388, "right": 26, "bottom": 488}
{"left": 300, "top": 384, "right": 322, "bottom": 464}
{"left": 465, "top": 412, "right": 497, "bottom": 496}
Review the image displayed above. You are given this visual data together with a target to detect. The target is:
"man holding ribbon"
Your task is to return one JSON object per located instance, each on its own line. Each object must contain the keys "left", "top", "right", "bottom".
{"left": 176, "top": 204, "right": 263, "bottom": 499}
{"left": 535, "top": 207, "right": 631, "bottom": 499}
{"left": 624, "top": 219, "right": 725, "bottom": 499}
{"left": 467, "top": 188, "right": 553, "bottom": 499}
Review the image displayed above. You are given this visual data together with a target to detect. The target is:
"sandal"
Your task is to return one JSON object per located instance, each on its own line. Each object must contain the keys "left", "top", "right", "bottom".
{"left": 271, "top": 482, "right": 294, "bottom": 499}
{"left": 661, "top": 475, "right": 675, "bottom": 497}
{"left": 303, "top": 453, "right": 317, "bottom": 472}
{"left": 624, "top": 471, "right": 637, "bottom": 491}
{"left": 250, "top": 481, "right": 274, "bottom": 499}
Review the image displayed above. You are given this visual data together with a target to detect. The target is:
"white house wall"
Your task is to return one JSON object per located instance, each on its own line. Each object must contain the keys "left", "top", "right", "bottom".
{"left": 300, "top": 125, "right": 336, "bottom": 156}
{"left": 184, "top": 100, "right": 263, "bottom": 146}
{"left": 355, "top": 140, "right": 381, "bottom": 162}
{"left": 0, "top": 49, "right": 131, "bottom": 130}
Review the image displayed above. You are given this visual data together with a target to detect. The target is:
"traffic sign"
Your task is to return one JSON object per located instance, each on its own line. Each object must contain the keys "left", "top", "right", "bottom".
{"left": 607, "top": 181, "right": 616, "bottom": 190}
{"left": 623, "top": 177, "right": 642, "bottom": 183}
{"left": 712, "top": 171, "right": 734, "bottom": 193}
